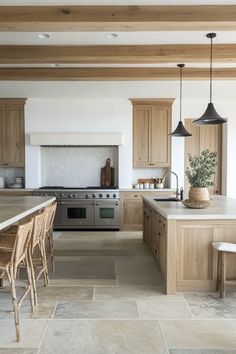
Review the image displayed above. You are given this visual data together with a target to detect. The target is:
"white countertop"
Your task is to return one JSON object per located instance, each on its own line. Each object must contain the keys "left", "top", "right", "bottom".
{"left": 0, "top": 196, "right": 56, "bottom": 230}
{"left": 120, "top": 188, "right": 175, "bottom": 192}
{"left": 143, "top": 195, "right": 236, "bottom": 220}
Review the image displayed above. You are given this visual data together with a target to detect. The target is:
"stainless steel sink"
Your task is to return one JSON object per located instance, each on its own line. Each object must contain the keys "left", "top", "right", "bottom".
{"left": 154, "top": 197, "right": 181, "bottom": 202}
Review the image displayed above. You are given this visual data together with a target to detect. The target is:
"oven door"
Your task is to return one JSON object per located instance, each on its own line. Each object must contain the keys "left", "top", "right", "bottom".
{"left": 61, "top": 199, "right": 95, "bottom": 226}
{"left": 95, "top": 199, "right": 119, "bottom": 227}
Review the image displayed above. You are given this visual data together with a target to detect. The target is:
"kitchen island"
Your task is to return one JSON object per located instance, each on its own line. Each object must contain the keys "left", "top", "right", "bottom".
{"left": 0, "top": 195, "right": 56, "bottom": 287}
{"left": 143, "top": 195, "right": 236, "bottom": 294}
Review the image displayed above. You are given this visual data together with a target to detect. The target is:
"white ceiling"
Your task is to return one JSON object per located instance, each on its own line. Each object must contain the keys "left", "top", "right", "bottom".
{"left": 0, "top": 31, "right": 236, "bottom": 46}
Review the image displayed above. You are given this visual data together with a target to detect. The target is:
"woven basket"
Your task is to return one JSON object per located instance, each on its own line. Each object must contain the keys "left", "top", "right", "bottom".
{"left": 182, "top": 199, "right": 213, "bottom": 209}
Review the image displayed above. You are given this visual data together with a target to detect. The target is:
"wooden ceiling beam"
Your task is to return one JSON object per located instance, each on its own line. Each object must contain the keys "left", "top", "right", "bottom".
{"left": 0, "top": 5, "right": 236, "bottom": 31}
{"left": 1, "top": 44, "right": 236, "bottom": 64}
{"left": 0, "top": 67, "right": 235, "bottom": 81}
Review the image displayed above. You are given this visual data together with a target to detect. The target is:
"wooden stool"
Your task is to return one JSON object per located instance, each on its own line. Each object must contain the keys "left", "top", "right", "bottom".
{"left": 44, "top": 203, "right": 57, "bottom": 272}
{"left": 0, "top": 218, "right": 34, "bottom": 342}
{"left": 212, "top": 242, "right": 236, "bottom": 298}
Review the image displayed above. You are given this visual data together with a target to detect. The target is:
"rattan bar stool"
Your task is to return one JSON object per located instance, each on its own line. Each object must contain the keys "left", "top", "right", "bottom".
{"left": 0, "top": 210, "right": 50, "bottom": 306}
{"left": 0, "top": 218, "right": 34, "bottom": 342}
{"left": 45, "top": 203, "right": 57, "bottom": 272}
{"left": 28, "top": 209, "right": 49, "bottom": 306}
{"left": 212, "top": 242, "right": 236, "bottom": 298}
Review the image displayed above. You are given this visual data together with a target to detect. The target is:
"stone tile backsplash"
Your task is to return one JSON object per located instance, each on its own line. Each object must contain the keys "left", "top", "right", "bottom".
{"left": 41, "top": 146, "right": 118, "bottom": 187}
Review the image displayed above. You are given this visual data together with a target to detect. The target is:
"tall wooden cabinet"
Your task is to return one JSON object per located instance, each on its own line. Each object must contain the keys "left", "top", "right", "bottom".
{"left": 131, "top": 99, "right": 174, "bottom": 168}
{"left": 184, "top": 119, "right": 222, "bottom": 195}
{"left": 0, "top": 99, "right": 26, "bottom": 167}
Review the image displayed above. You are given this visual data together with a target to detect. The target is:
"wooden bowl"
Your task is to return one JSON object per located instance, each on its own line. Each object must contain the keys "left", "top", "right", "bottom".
{"left": 182, "top": 199, "right": 213, "bottom": 209}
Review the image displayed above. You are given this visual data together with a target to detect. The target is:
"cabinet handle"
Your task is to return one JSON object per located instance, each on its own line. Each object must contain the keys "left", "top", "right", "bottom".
{"left": 158, "top": 232, "right": 161, "bottom": 236}
{"left": 134, "top": 195, "right": 138, "bottom": 197}
{"left": 215, "top": 190, "right": 219, "bottom": 194}
{"left": 16, "top": 143, "right": 19, "bottom": 148}
{"left": 149, "top": 163, "right": 155, "bottom": 166}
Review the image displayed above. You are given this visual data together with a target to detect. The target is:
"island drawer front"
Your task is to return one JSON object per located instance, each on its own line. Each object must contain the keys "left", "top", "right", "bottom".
{"left": 122, "top": 191, "right": 174, "bottom": 201}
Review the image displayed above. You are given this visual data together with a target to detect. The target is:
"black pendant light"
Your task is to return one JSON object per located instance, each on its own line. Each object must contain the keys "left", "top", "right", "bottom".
{"left": 170, "top": 64, "right": 192, "bottom": 137}
{"left": 193, "top": 33, "right": 226, "bottom": 125}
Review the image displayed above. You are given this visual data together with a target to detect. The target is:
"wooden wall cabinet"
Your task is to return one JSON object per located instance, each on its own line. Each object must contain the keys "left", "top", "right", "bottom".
{"left": 0, "top": 99, "right": 26, "bottom": 168}
{"left": 184, "top": 118, "right": 222, "bottom": 195}
{"left": 131, "top": 99, "right": 174, "bottom": 168}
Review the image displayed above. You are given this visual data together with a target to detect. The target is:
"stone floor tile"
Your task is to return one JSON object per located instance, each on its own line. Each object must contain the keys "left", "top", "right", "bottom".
{"left": 116, "top": 263, "right": 163, "bottom": 286}
{"left": 0, "top": 319, "right": 48, "bottom": 348}
{"left": 39, "top": 319, "right": 168, "bottom": 354}
{"left": 54, "top": 300, "right": 139, "bottom": 319}
{"left": 0, "top": 349, "right": 37, "bottom": 354}
{"left": 137, "top": 300, "right": 193, "bottom": 319}
{"left": 94, "top": 285, "right": 184, "bottom": 301}
{"left": 184, "top": 293, "right": 236, "bottom": 319}
{"left": 161, "top": 319, "right": 236, "bottom": 349}
{"left": 169, "top": 350, "right": 236, "bottom": 354}
{"left": 36, "top": 285, "right": 94, "bottom": 301}
{"left": 50, "top": 259, "right": 115, "bottom": 279}
{"left": 0, "top": 300, "right": 56, "bottom": 319}
{"left": 49, "top": 278, "right": 116, "bottom": 286}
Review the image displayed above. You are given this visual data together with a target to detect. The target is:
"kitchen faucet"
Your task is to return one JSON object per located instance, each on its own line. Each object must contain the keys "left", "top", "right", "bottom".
{"left": 162, "top": 171, "right": 183, "bottom": 200}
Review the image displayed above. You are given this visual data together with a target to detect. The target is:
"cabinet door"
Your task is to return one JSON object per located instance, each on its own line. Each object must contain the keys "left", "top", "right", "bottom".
{"left": 2, "top": 106, "right": 25, "bottom": 167}
{"left": 184, "top": 119, "right": 222, "bottom": 195}
{"left": 0, "top": 107, "right": 4, "bottom": 164}
{"left": 122, "top": 199, "right": 143, "bottom": 230}
{"left": 151, "top": 106, "right": 171, "bottom": 167}
{"left": 200, "top": 125, "right": 222, "bottom": 195}
{"left": 133, "top": 106, "right": 152, "bottom": 167}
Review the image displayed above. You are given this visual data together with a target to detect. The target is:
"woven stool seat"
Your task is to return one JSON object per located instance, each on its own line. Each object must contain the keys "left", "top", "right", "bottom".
{"left": 0, "top": 234, "right": 16, "bottom": 251}
{"left": 212, "top": 242, "right": 236, "bottom": 253}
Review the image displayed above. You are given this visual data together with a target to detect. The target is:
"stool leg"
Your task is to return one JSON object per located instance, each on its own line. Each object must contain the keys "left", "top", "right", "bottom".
{"left": 217, "top": 251, "right": 221, "bottom": 291}
{"left": 220, "top": 251, "right": 226, "bottom": 298}
{"left": 10, "top": 265, "right": 20, "bottom": 342}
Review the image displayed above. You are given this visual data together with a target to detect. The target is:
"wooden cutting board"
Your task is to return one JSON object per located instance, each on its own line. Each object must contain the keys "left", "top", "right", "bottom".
{"left": 101, "top": 158, "right": 114, "bottom": 188}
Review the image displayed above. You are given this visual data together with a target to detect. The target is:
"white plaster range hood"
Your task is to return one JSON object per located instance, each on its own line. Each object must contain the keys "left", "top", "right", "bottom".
{"left": 29, "top": 132, "right": 124, "bottom": 146}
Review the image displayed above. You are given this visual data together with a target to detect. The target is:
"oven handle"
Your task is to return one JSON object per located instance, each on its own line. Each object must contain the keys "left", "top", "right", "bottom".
{"left": 61, "top": 201, "right": 95, "bottom": 206}
{"left": 95, "top": 202, "right": 119, "bottom": 206}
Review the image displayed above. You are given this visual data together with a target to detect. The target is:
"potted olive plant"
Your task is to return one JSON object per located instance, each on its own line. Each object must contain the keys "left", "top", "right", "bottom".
{"left": 186, "top": 149, "right": 217, "bottom": 201}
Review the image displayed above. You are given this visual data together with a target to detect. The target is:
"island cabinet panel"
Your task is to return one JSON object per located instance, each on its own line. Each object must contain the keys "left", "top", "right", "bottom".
{"left": 143, "top": 197, "right": 236, "bottom": 294}
{"left": 177, "top": 224, "right": 214, "bottom": 283}
{"left": 120, "top": 191, "right": 174, "bottom": 231}
{"left": 143, "top": 203, "right": 152, "bottom": 246}
{"left": 132, "top": 99, "right": 173, "bottom": 168}
{"left": 0, "top": 99, "right": 26, "bottom": 168}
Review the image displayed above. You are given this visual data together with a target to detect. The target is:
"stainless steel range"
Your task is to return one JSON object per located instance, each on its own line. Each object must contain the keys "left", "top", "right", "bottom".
{"left": 34, "top": 187, "right": 119, "bottom": 230}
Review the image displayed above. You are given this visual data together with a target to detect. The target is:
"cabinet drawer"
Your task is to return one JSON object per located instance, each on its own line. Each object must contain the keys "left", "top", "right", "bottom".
{"left": 122, "top": 192, "right": 143, "bottom": 200}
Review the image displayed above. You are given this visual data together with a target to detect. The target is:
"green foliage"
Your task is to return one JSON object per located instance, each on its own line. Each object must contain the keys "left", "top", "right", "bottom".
{"left": 186, "top": 149, "right": 217, "bottom": 188}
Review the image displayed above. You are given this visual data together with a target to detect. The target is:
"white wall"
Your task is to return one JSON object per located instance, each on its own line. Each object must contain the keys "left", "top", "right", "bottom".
{"left": 24, "top": 96, "right": 236, "bottom": 196}
{"left": 25, "top": 99, "right": 132, "bottom": 188}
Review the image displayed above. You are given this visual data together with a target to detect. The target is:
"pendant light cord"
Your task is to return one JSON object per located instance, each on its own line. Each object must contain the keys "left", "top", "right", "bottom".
{"left": 180, "top": 65, "right": 182, "bottom": 121}
{"left": 209, "top": 35, "right": 213, "bottom": 103}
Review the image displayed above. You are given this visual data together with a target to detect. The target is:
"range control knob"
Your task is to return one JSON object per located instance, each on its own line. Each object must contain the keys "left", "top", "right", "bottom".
{"left": 99, "top": 194, "right": 103, "bottom": 198}
{"left": 60, "top": 193, "right": 64, "bottom": 198}
{"left": 85, "top": 194, "right": 89, "bottom": 199}
{"left": 92, "top": 194, "right": 96, "bottom": 198}
{"left": 106, "top": 194, "right": 110, "bottom": 198}
{"left": 113, "top": 194, "right": 117, "bottom": 198}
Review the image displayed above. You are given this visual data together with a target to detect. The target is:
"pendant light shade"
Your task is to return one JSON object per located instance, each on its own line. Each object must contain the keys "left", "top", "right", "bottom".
{"left": 193, "top": 33, "right": 226, "bottom": 125}
{"left": 170, "top": 64, "right": 192, "bottom": 137}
